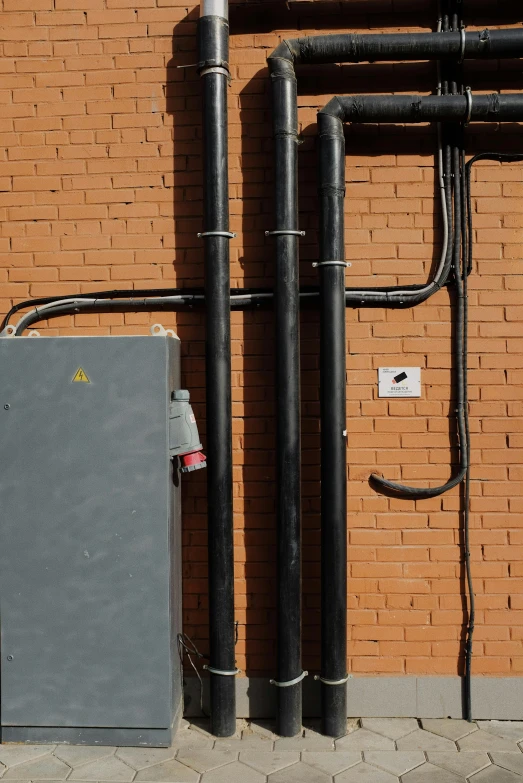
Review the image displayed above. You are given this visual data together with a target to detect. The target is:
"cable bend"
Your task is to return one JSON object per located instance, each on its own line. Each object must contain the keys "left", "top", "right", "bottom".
{"left": 370, "top": 467, "right": 466, "bottom": 499}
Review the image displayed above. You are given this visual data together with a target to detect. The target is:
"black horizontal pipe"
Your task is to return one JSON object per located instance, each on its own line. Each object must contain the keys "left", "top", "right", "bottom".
{"left": 321, "top": 93, "right": 523, "bottom": 124}
{"left": 9, "top": 281, "right": 461, "bottom": 335}
{"left": 270, "top": 28, "right": 523, "bottom": 65}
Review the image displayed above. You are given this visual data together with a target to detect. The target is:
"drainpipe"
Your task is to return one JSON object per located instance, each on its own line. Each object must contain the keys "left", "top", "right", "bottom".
{"left": 198, "top": 0, "right": 237, "bottom": 737}
{"left": 317, "top": 110, "right": 348, "bottom": 737}
{"left": 267, "top": 46, "right": 304, "bottom": 739}
{"left": 315, "top": 89, "right": 523, "bottom": 731}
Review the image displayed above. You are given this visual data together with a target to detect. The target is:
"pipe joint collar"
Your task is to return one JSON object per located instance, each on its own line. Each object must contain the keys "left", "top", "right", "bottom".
{"left": 318, "top": 96, "right": 345, "bottom": 120}
{"left": 197, "top": 59, "right": 230, "bottom": 75}
{"left": 268, "top": 39, "right": 297, "bottom": 65}
{"left": 267, "top": 56, "right": 296, "bottom": 81}
{"left": 200, "top": 0, "right": 228, "bottom": 19}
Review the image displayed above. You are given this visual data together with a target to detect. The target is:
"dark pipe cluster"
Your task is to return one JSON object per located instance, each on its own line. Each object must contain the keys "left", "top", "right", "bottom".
{"left": 268, "top": 16, "right": 523, "bottom": 737}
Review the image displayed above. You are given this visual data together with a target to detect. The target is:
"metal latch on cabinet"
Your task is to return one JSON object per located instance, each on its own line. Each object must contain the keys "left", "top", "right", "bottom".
{"left": 169, "top": 390, "right": 207, "bottom": 473}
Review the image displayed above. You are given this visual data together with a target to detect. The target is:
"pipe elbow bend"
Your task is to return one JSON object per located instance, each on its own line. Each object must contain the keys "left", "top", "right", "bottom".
{"left": 318, "top": 96, "right": 345, "bottom": 120}
{"left": 268, "top": 39, "right": 299, "bottom": 69}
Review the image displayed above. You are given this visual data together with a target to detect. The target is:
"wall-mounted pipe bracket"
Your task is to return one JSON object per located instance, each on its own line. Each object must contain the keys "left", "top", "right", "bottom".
{"left": 265, "top": 230, "right": 305, "bottom": 237}
{"left": 199, "top": 65, "right": 230, "bottom": 81}
{"left": 203, "top": 665, "right": 241, "bottom": 676}
{"left": 464, "top": 87, "right": 473, "bottom": 126}
{"left": 270, "top": 671, "right": 308, "bottom": 688}
{"left": 313, "top": 261, "right": 351, "bottom": 268}
{"left": 314, "top": 674, "right": 352, "bottom": 686}
{"left": 458, "top": 26, "right": 466, "bottom": 63}
{"left": 197, "top": 231, "right": 236, "bottom": 238}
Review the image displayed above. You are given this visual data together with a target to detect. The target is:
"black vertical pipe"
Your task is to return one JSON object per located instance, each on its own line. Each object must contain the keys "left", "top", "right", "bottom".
{"left": 268, "top": 55, "right": 303, "bottom": 737}
{"left": 198, "top": 2, "right": 236, "bottom": 737}
{"left": 318, "top": 111, "right": 348, "bottom": 737}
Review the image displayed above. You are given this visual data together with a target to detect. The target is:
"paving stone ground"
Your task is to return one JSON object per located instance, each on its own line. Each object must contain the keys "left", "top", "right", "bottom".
{"left": 1, "top": 720, "right": 523, "bottom": 782}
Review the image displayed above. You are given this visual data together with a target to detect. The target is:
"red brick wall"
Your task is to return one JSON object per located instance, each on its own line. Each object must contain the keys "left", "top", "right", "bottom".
{"left": 1, "top": 0, "right": 522, "bottom": 680}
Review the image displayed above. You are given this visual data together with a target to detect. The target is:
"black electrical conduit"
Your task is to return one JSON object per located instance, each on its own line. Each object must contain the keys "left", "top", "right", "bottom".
{"left": 446, "top": 0, "right": 472, "bottom": 719}
{"left": 267, "top": 30, "right": 523, "bottom": 734}
{"left": 271, "top": 28, "right": 523, "bottom": 65}
{"left": 320, "top": 93, "right": 523, "bottom": 125}
{"left": 267, "top": 33, "right": 523, "bottom": 311}
{"left": 462, "top": 151, "right": 523, "bottom": 720}
{"left": 364, "top": 0, "right": 471, "bottom": 501}
{"left": 3, "top": 278, "right": 464, "bottom": 336}
{"left": 317, "top": 76, "right": 523, "bottom": 731}
{"left": 10, "top": 112, "right": 523, "bottom": 338}
{"left": 318, "top": 91, "right": 523, "bottom": 504}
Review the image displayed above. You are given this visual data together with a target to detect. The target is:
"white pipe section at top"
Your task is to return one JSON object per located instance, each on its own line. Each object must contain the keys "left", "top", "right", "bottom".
{"left": 200, "top": 0, "right": 228, "bottom": 19}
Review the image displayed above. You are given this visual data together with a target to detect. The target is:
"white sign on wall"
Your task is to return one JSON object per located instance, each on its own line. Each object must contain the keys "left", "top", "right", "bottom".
{"left": 378, "top": 367, "right": 421, "bottom": 398}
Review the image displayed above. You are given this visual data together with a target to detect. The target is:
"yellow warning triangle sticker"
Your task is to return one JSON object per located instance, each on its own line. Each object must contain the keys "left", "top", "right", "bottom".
{"left": 72, "top": 367, "right": 90, "bottom": 383}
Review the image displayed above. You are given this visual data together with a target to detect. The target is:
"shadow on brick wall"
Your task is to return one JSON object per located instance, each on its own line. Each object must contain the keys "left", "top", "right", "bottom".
{"left": 230, "top": 0, "right": 523, "bottom": 35}
{"left": 166, "top": 9, "right": 210, "bottom": 712}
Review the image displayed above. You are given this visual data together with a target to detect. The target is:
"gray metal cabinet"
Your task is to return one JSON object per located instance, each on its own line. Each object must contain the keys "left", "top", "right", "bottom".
{"left": 0, "top": 335, "right": 183, "bottom": 746}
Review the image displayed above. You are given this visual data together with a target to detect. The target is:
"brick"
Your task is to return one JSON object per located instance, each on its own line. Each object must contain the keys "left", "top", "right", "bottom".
{"left": 108, "top": 143, "right": 158, "bottom": 158}
{"left": 98, "top": 24, "right": 148, "bottom": 39}
{"left": 12, "top": 176, "right": 62, "bottom": 192}
{"left": 4, "top": 0, "right": 51, "bottom": 8}
{"left": 86, "top": 10, "right": 136, "bottom": 23}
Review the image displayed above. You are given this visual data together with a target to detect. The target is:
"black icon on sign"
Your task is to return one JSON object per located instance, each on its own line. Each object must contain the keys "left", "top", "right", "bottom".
{"left": 392, "top": 371, "right": 408, "bottom": 385}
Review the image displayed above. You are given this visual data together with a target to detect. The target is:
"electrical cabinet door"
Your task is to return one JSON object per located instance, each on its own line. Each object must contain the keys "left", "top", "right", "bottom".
{"left": 0, "top": 336, "right": 181, "bottom": 736}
